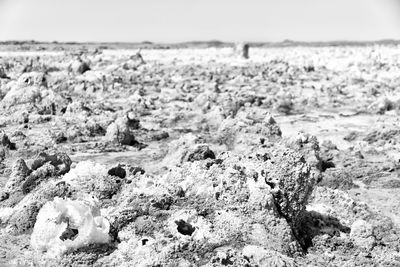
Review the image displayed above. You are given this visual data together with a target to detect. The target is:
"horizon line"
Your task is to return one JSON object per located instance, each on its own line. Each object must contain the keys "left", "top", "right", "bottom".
{"left": 1, "top": 39, "right": 400, "bottom": 45}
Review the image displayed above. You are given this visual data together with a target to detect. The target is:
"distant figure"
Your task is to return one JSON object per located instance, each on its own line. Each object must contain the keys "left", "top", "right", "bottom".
{"left": 234, "top": 43, "right": 250, "bottom": 59}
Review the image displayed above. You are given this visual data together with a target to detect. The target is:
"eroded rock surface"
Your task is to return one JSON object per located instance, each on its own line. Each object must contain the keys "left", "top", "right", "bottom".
{"left": 0, "top": 45, "right": 399, "bottom": 266}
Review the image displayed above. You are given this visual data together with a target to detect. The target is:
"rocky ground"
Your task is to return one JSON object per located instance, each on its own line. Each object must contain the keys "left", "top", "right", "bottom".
{"left": 0, "top": 45, "right": 400, "bottom": 266}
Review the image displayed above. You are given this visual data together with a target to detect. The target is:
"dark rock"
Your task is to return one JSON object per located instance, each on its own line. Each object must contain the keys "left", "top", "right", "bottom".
{"left": 31, "top": 150, "right": 72, "bottom": 175}
{"left": 183, "top": 144, "right": 216, "bottom": 162}
{"left": 108, "top": 165, "right": 126, "bottom": 179}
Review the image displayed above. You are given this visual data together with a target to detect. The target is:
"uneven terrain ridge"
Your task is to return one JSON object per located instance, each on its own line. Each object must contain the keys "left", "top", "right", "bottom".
{"left": 0, "top": 45, "right": 400, "bottom": 266}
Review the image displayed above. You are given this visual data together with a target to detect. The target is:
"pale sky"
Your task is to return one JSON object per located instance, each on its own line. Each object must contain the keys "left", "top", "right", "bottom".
{"left": 0, "top": 0, "right": 399, "bottom": 42}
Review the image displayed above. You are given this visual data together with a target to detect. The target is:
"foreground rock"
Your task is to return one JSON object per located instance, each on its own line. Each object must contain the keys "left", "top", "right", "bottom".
{"left": 3, "top": 133, "right": 399, "bottom": 266}
{"left": 0, "top": 150, "right": 72, "bottom": 233}
{"left": 0, "top": 137, "right": 317, "bottom": 265}
{"left": 94, "top": 143, "right": 317, "bottom": 266}
{"left": 31, "top": 197, "right": 110, "bottom": 258}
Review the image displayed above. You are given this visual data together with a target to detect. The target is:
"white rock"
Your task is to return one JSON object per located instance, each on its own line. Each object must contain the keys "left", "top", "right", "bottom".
{"left": 30, "top": 197, "right": 110, "bottom": 257}
{"left": 242, "top": 245, "right": 295, "bottom": 267}
{"left": 62, "top": 161, "right": 108, "bottom": 188}
{"left": 350, "top": 219, "right": 375, "bottom": 250}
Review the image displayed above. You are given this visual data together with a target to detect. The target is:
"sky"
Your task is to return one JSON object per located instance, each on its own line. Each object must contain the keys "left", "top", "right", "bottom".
{"left": 0, "top": 0, "right": 399, "bottom": 43}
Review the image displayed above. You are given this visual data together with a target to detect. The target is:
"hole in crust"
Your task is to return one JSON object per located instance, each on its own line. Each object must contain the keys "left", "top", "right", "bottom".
{"left": 60, "top": 227, "right": 79, "bottom": 241}
{"left": 175, "top": 219, "right": 195, "bottom": 236}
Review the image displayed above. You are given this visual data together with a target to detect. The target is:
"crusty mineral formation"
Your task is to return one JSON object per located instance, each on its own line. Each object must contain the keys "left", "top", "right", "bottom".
{"left": 0, "top": 46, "right": 399, "bottom": 267}
{"left": 31, "top": 197, "right": 110, "bottom": 258}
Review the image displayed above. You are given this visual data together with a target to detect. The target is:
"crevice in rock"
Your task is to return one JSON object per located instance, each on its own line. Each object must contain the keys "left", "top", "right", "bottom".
{"left": 321, "top": 160, "right": 335, "bottom": 172}
{"left": 60, "top": 227, "right": 79, "bottom": 241}
{"left": 293, "top": 210, "right": 351, "bottom": 252}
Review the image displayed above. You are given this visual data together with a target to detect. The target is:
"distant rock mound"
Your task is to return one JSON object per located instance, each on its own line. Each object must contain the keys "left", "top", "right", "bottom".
{"left": 234, "top": 43, "right": 250, "bottom": 59}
